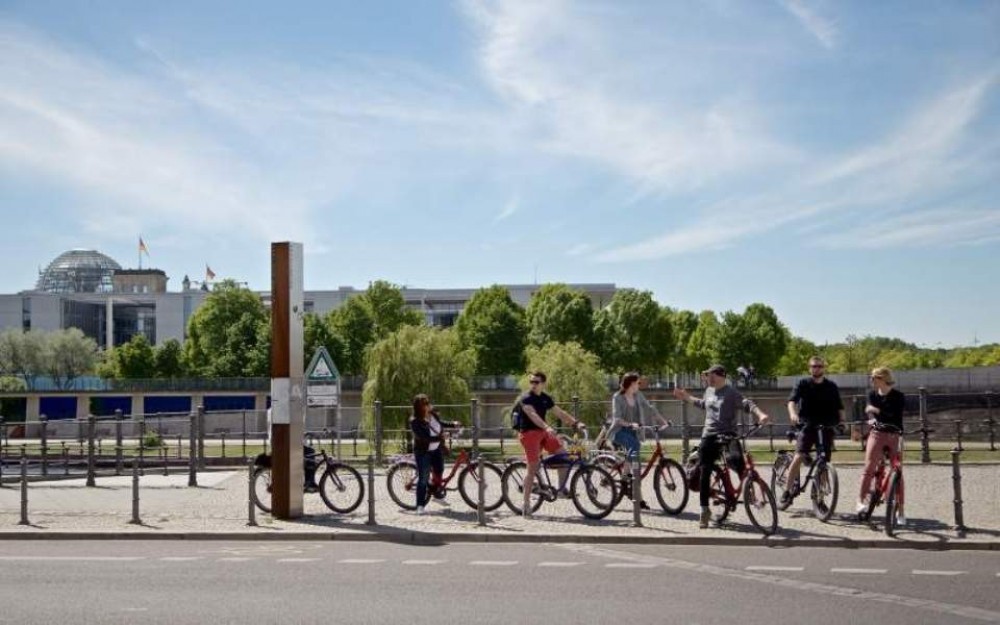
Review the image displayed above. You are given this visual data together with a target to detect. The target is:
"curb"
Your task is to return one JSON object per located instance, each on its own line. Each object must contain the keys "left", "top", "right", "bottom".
{"left": 0, "top": 530, "right": 996, "bottom": 551}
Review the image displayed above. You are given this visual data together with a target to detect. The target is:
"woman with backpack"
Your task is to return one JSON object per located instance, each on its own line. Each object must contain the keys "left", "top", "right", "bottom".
{"left": 409, "top": 394, "right": 461, "bottom": 515}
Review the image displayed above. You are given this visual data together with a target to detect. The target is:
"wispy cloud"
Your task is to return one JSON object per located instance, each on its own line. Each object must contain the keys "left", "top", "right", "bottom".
{"left": 819, "top": 208, "right": 1000, "bottom": 249}
{"left": 493, "top": 195, "right": 519, "bottom": 222}
{"left": 776, "top": 0, "right": 837, "bottom": 49}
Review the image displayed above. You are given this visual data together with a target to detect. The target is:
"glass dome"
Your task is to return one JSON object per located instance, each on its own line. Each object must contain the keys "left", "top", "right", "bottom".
{"left": 36, "top": 249, "right": 122, "bottom": 293}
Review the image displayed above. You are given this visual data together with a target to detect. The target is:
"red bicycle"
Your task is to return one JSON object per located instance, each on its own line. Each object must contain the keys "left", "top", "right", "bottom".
{"left": 701, "top": 424, "right": 779, "bottom": 536}
{"left": 385, "top": 429, "right": 504, "bottom": 512}
{"left": 593, "top": 425, "right": 689, "bottom": 514}
{"left": 856, "top": 422, "right": 926, "bottom": 536}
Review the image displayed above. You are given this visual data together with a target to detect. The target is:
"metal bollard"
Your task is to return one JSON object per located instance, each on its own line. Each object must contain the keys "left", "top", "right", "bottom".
{"left": 39, "top": 415, "right": 48, "bottom": 477}
{"left": 162, "top": 447, "right": 169, "bottom": 476}
{"left": 247, "top": 459, "right": 257, "bottom": 527}
{"left": 632, "top": 455, "right": 642, "bottom": 528}
{"left": 918, "top": 387, "right": 931, "bottom": 464}
{"left": 366, "top": 454, "right": 376, "bottom": 526}
{"left": 472, "top": 398, "right": 486, "bottom": 527}
{"left": 335, "top": 405, "right": 342, "bottom": 460}
{"left": 241, "top": 410, "right": 248, "bottom": 460}
{"left": 951, "top": 449, "right": 966, "bottom": 535}
{"left": 681, "top": 402, "right": 690, "bottom": 463}
{"left": 374, "top": 400, "right": 384, "bottom": 465}
{"left": 954, "top": 420, "right": 964, "bottom": 453}
{"left": 115, "top": 409, "right": 124, "bottom": 475}
{"left": 188, "top": 411, "right": 198, "bottom": 487}
{"left": 137, "top": 417, "right": 146, "bottom": 477}
{"left": 177, "top": 434, "right": 183, "bottom": 459}
{"left": 500, "top": 423, "right": 505, "bottom": 456}
{"left": 63, "top": 443, "right": 69, "bottom": 476}
{"left": 197, "top": 405, "right": 206, "bottom": 470}
{"left": 221, "top": 432, "right": 226, "bottom": 458}
{"left": 768, "top": 423, "right": 775, "bottom": 452}
{"left": 984, "top": 391, "right": 996, "bottom": 452}
{"left": 19, "top": 447, "right": 29, "bottom": 525}
{"left": 86, "top": 415, "right": 96, "bottom": 487}
{"left": 129, "top": 455, "right": 141, "bottom": 525}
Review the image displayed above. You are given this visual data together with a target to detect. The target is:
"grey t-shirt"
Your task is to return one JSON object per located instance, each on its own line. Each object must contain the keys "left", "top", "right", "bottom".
{"left": 694, "top": 384, "right": 759, "bottom": 437}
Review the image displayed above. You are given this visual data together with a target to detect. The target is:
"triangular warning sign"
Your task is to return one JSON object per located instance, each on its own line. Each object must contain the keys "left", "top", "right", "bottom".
{"left": 306, "top": 347, "right": 340, "bottom": 381}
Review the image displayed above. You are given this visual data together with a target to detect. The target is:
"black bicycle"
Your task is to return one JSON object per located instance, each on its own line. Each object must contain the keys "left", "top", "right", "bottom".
{"left": 770, "top": 424, "right": 840, "bottom": 522}
{"left": 252, "top": 449, "right": 364, "bottom": 514}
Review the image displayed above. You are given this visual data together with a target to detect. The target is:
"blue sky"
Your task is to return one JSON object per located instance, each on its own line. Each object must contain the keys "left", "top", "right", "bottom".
{"left": 1, "top": 0, "right": 998, "bottom": 347}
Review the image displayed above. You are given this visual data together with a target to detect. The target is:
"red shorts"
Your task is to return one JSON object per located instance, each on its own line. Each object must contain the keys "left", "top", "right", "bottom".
{"left": 519, "top": 429, "right": 563, "bottom": 464}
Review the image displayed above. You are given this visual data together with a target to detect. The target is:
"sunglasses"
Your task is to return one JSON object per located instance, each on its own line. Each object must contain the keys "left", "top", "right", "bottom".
{"left": 529, "top": 379, "right": 542, "bottom": 385}
{"left": 810, "top": 365, "right": 825, "bottom": 369}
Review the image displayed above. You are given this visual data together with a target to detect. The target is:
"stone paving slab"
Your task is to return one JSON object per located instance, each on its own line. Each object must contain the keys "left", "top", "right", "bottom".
{"left": 0, "top": 464, "right": 997, "bottom": 549}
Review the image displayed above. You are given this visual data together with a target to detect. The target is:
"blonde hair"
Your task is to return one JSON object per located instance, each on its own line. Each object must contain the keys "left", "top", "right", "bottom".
{"left": 870, "top": 367, "right": 895, "bottom": 386}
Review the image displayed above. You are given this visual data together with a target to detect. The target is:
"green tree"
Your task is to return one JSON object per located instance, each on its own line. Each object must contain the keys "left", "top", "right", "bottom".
{"left": 361, "top": 325, "right": 474, "bottom": 434}
{"left": 592, "top": 289, "right": 673, "bottom": 374}
{"left": 664, "top": 308, "right": 700, "bottom": 373}
{"left": 154, "top": 338, "right": 185, "bottom": 378}
{"left": 183, "top": 280, "right": 269, "bottom": 377}
{"left": 685, "top": 311, "right": 720, "bottom": 374}
{"left": 521, "top": 341, "right": 609, "bottom": 425}
{"left": 0, "top": 376, "right": 25, "bottom": 392}
{"left": 304, "top": 312, "right": 347, "bottom": 372}
{"left": 455, "top": 285, "right": 527, "bottom": 374}
{"left": 364, "top": 280, "right": 424, "bottom": 339}
{"left": 102, "top": 334, "right": 156, "bottom": 379}
{"left": 714, "top": 303, "right": 789, "bottom": 377}
{"left": 328, "top": 297, "right": 375, "bottom": 376}
{"left": 776, "top": 336, "right": 819, "bottom": 376}
{"left": 525, "top": 283, "right": 594, "bottom": 349}
{"left": 0, "top": 329, "right": 50, "bottom": 391}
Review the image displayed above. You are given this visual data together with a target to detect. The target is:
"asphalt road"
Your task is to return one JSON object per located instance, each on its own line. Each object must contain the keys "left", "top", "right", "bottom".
{"left": 0, "top": 541, "right": 997, "bottom": 625}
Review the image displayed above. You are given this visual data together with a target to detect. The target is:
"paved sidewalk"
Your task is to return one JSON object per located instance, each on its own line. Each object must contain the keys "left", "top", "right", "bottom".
{"left": 0, "top": 464, "right": 997, "bottom": 549}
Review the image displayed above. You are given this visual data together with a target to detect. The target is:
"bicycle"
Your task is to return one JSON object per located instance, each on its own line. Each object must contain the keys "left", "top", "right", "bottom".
{"left": 770, "top": 423, "right": 841, "bottom": 522}
{"left": 251, "top": 448, "right": 364, "bottom": 514}
{"left": 500, "top": 429, "right": 619, "bottom": 519}
{"left": 700, "top": 424, "right": 779, "bottom": 535}
{"left": 592, "top": 425, "right": 689, "bottom": 515}
{"left": 385, "top": 429, "right": 504, "bottom": 512}
{"left": 856, "top": 422, "right": 929, "bottom": 537}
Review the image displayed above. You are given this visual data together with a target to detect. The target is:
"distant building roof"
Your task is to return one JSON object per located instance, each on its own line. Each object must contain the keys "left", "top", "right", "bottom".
{"left": 36, "top": 249, "right": 122, "bottom": 294}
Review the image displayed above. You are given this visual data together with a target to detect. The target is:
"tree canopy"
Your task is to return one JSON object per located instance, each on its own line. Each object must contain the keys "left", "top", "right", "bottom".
{"left": 521, "top": 341, "right": 609, "bottom": 425}
{"left": 455, "top": 285, "right": 527, "bottom": 374}
{"left": 525, "top": 283, "right": 594, "bottom": 349}
{"left": 182, "top": 280, "right": 270, "bottom": 377}
{"left": 593, "top": 289, "right": 673, "bottom": 374}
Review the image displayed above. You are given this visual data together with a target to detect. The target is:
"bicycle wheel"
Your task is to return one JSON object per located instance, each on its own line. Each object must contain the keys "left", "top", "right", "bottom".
{"left": 707, "top": 466, "right": 731, "bottom": 525}
{"left": 742, "top": 474, "right": 778, "bottom": 536}
{"left": 570, "top": 464, "right": 618, "bottom": 520}
{"left": 386, "top": 461, "right": 419, "bottom": 511}
{"left": 318, "top": 462, "right": 365, "bottom": 514}
{"left": 811, "top": 463, "right": 839, "bottom": 522}
{"left": 770, "top": 452, "right": 793, "bottom": 511}
{"left": 251, "top": 466, "right": 273, "bottom": 514}
{"left": 653, "top": 458, "right": 689, "bottom": 515}
{"left": 860, "top": 469, "right": 884, "bottom": 523}
{"left": 501, "top": 460, "right": 544, "bottom": 515}
{"left": 457, "top": 461, "right": 504, "bottom": 512}
{"left": 884, "top": 470, "right": 903, "bottom": 537}
{"left": 593, "top": 454, "right": 626, "bottom": 508}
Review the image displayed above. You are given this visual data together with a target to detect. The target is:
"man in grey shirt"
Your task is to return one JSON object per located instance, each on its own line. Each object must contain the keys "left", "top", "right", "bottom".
{"left": 674, "top": 365, "right": 770, "bottom": 528}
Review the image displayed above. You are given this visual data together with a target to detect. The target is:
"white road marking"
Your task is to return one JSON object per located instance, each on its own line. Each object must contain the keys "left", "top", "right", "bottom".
{"left": 745, "top": 566, "right": 804, "bottom": 572}
{"left": 159, "top": 557, "right": 202, "bottom": 562}
{"left": 338, "top": 559, "right": 385, "bottom": 564}
{"left": 218, "top": 557, "right": 255, "bottom": 562}
{"left": 538, "top": 562, "right": 584, "bottom": 568}
{"left": 402, "top": 560, "right": 445, "bottom": 565}
{"left": 912, "top": 570, "right": 967, "bottom": 577}
{"left": 469, "top": 561, "right": 518, "bottom": 567}
{"left": 278, "top": 558, "right": 321, "bottom": 563}
{"left": 606, "top": 563, "right": 657, "bottom": 569}
{"left": 0, "top": 556, "right": 144, "bottom": 562}
{"left": 831, "top": 568, "right": 887, "bottom": 575}
{"left": 560, "top": 545, "right": 1000, "bottom": 623}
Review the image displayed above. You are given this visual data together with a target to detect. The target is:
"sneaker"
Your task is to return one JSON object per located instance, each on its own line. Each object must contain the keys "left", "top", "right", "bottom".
{"left": 415, "top": 506, "right": 425, "bottom": 515}
{"left": 639, "top": 500, "right": 651, "bottom": 511}
{"left": 856, "top": 501, "right": 867, "bottom": 514}
{"left": 699, "top": 508, "right": 711, "bottom": 529}
{"left": 896, "top": 514, "right": 907, "bottom": 526}
{"left": 304, "top": 484, "right": 319, "bottom": 494}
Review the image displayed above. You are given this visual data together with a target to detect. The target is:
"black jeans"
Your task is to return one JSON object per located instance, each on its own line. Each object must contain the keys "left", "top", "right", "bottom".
{"left": 415, "top": 447, "right": 445, "bottom": 507}
{"left": 698, "top": 436, "right": 722, "bottom": 508}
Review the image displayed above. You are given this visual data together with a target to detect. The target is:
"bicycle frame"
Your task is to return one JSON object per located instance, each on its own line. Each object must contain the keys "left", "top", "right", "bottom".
{"left": 715, "top": 427, "right": 763, "bottom": 507}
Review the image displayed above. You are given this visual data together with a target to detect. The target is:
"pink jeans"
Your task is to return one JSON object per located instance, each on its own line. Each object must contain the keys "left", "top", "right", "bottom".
{"left": 859, "top": 430, "right": 901, "bottom": 502}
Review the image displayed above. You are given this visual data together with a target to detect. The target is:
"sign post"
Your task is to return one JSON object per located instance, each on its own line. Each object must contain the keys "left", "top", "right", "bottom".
{"left": 270, "top": 242, "right": 305, "bottom": 519}
{"left": 306, "top": 347, "right": 341, "bottom": 459}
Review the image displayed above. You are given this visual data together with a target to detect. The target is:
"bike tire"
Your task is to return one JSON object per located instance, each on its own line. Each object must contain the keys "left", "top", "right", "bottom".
{"left": 251, "top": 466, "right": 272, "bottom": 514}
{"left": 570, "top": 464, "right": 618, "bottom": 520}
{"left": 593, "top": 454, "right": 627, "bottom": 509}
{"left": 707, "top": 466, "right": 731, "bottom": 525}
{"left": 386, "top": 461, "right": 419, "bottom": 511}
{"left": 500, "top": 460, "right": 544, "bottom": 515}
{"left": 771, "top": 452, "right": 793, "bottom": 512}
{"left": 457, "top": 461, "right": 504, "bottom": 512}
{"left": 742, "top": 473, "right": 779, "bottom": 536}
{"left": 811, "top": 463, "right": 839, "bottom": 522}
{"left": 318, "top": 462, "right": 365, "bottom": 514}
{"left": 653, "top": 458, "right": 689, "bottom": 515}
{"left": 884, "top": 470, "right": 903, "bottom": 537}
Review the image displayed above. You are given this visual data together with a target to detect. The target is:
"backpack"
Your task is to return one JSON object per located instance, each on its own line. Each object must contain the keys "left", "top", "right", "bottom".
{"left": 509, "top": 399, "right": 525, "bottom": 432}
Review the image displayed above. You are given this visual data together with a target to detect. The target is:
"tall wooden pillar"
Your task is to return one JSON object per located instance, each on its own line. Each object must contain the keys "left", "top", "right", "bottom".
{"left": 270, "top": 242, "right": 305, "bottom": 518}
